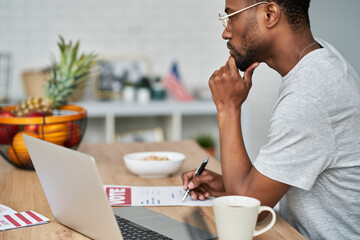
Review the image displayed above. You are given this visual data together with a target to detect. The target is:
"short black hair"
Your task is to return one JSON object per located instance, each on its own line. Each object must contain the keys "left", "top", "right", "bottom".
{"left": 248, "top": 0, "right": 311, "bottom": 32}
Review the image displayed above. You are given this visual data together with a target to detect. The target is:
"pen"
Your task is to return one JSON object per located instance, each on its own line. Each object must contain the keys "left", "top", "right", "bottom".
{"left": 182, "top": 156, "right": 209, "bottom": 201}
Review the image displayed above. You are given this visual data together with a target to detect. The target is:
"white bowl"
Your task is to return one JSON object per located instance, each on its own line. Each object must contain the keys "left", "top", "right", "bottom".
{"left": 123, "top": 151, "right": 185, "bottom": 178}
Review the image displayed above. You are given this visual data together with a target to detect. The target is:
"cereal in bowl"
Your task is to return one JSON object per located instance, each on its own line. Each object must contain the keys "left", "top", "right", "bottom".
{"left": 140, "top": 155, "right": 169, "bottom": 161}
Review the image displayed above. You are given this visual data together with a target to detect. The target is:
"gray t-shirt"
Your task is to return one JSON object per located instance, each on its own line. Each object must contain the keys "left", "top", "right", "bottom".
{"left": 254, "top": 39, "right": 360, "bottom": 240}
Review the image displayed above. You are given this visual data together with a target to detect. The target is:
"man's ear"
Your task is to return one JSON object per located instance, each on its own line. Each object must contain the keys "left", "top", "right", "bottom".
{"left": 263, "top": 2, "right": 281, "bottom": 28}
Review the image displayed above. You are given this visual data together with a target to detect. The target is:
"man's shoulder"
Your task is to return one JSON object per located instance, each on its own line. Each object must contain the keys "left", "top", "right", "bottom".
{"left": 279, "top": 39, "right": 360, "bottom": 113}
{"left": 305, "top": 39, "right": 358, "bottom": 80}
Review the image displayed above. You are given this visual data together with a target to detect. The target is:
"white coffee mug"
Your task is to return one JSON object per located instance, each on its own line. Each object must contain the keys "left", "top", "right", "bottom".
{"left": 212, "top": 196, "right": 276, "bottom": 240}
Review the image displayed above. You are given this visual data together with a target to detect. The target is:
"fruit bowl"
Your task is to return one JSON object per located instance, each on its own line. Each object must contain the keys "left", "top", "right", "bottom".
{"left": 0, "top": 104, "right": 86, "bottom": 170}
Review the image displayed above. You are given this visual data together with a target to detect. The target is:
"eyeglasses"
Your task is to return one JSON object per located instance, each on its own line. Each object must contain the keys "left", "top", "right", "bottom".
{"left": 218, "top": 1, "right": 269, "bottom": 29}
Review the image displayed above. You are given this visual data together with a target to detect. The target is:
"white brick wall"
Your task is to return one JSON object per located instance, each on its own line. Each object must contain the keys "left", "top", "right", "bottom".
{"left": 0, "top": 0, "right": 228, "bottom": 100}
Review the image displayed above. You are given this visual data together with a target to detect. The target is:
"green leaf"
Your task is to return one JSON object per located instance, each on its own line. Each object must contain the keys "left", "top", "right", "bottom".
{"left": 44, "top": 35, "right": 97, "bottom": 108}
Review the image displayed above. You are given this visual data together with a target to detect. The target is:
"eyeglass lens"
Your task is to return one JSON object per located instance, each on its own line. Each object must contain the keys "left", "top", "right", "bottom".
{"left": 218, "top": 14, "right": 228, "bottom": 28}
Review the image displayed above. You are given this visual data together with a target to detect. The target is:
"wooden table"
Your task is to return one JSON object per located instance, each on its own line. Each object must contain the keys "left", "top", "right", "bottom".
{"left": 0, "top": 140, "right": 305, "bottom": 239}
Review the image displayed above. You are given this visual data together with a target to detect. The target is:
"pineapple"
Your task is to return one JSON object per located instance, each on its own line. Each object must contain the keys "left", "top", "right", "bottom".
{"left": 13, "top": 36, "right": 96, "bottom": 117}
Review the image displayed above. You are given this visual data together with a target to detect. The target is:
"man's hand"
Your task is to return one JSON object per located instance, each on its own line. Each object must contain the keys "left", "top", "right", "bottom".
{"left": 209, "top": 56, "right": 259, "bottom": 113}
{"left": 181, "top": 169, "right": 226, "bottom": 200}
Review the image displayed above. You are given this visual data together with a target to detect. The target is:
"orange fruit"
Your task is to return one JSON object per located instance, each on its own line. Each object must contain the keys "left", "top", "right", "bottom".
{"left": 8, "top": 146, "right": 22, "bottom": 167}
{"left": 10, "top": 131, "right": 39, "bottom": 167}
{"left": 38, "top": 123, "right": 68, "bottom": 145}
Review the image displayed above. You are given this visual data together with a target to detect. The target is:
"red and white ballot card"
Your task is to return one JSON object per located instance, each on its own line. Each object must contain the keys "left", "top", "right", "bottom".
{"left": 0, "top": 204, "right": 49, "bottom": 231}
{"left": 104, "top": 185, "right": 213, "bottom": 207}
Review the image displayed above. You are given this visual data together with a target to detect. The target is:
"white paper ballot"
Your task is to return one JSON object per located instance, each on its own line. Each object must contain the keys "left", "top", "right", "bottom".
{"left": 104, "top": 185, "right": 214, "bottom": 207}
{"left": 0, "top": 204, "right": 17, "bottom": 215}
{"left": 0, "top": 204, "right": 49, "bottom": 231}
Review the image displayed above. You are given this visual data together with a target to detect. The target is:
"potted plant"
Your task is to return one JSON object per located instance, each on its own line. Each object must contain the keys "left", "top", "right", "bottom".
{"left": 0, "top": 36, "right": 96, "bottom": 169}
{"left": 195, "top": 134, "right": 216, "bottom": 157}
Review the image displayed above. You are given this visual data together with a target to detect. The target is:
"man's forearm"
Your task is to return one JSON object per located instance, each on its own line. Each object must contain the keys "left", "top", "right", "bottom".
{"left": 218, "top": 108, "right": 252, "bottom": 195}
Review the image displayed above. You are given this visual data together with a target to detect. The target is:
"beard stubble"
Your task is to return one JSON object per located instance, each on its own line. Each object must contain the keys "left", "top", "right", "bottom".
{"left": 231, "top": 16, "right": 262, "bottom": 71}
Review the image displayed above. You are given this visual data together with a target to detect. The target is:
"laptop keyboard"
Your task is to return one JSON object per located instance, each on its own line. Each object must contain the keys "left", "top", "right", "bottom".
{"left": 115, "top": 215, "right": 172, "bottom": 240}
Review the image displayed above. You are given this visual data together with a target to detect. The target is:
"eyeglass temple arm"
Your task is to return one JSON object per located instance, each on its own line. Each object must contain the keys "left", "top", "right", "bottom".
{"left": 218, "top": 1, "right": 269, "bottom": 20}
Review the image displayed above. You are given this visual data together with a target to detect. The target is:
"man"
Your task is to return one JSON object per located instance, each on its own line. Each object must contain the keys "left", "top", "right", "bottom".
{"left": 182, "top": 0, "right": 360, "bottom": 239}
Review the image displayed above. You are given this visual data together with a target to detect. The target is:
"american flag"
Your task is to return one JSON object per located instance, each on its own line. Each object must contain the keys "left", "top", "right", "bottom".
{"left": 163, "top": 62, "right": 194, "bottom": 101}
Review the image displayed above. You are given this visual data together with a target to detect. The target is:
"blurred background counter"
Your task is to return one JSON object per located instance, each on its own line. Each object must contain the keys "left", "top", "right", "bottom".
{"left": 77, "top": 99, "right": 218, "bottom": 144}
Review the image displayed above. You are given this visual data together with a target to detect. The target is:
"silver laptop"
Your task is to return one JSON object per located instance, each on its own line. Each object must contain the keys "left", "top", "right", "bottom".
{"left": 23, "top": 135, "right": 215, "bottom": 240}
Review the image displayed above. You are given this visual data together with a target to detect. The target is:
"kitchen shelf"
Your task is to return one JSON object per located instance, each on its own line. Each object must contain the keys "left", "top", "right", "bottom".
{"left": 76, "top": 99, "right": 217, "bottom": 143}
